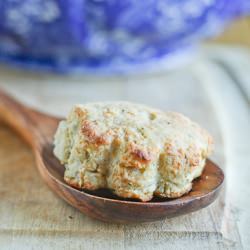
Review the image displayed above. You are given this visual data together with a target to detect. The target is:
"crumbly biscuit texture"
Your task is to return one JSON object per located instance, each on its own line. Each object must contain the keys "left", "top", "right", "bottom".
{"left": 54, "top": 102, "right": 213, "bottom": 201}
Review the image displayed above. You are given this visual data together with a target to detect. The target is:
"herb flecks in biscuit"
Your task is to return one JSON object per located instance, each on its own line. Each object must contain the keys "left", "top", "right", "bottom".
{"left": 54, "top": 102, "right": 213, "bottom": 201}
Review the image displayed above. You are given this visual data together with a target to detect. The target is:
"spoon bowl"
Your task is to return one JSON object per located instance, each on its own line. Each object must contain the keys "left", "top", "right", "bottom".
{"left": 0, "top": 90, "right": 224, "bottom": 223}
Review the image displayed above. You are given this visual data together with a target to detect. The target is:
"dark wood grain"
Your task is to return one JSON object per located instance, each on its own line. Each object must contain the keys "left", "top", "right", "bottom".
{"left": 0, "top": 89, "right": 224, "bottom": 223}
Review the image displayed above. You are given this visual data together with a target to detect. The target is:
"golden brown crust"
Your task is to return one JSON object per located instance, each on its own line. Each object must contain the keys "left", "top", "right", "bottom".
{"left": 81, "top": 120, "right": 109, "bottom": 146}
{"left": 54, "top": 102, "right": 213, "bottom": 202}
{"left": 74, "top": 106, "right": 87, "bottom": 119}
{"left": 130, "top": 145, "right": 153, "bottom": 163}
{"left": 64, "top": 177, "right": 82, "bottom": 190}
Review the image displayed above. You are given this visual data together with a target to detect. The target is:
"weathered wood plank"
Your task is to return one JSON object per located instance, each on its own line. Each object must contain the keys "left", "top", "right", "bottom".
{"left": 192, "top": 52, "right": 250, "bottom": 248}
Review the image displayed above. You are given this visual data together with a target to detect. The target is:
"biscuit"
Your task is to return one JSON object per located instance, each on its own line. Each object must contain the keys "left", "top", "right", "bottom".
{"left": 54, "top": 102, "right": 213, "bottom": 201}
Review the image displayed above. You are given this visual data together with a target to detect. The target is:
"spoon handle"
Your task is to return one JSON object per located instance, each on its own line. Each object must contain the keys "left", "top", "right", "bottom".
{"left": 0, "top": 89, "right": 59, "bottom": 150}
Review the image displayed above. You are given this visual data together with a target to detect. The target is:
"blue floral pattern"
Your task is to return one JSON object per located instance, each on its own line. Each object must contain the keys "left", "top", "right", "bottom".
{"left": 0, "top": 0, "right": 249, "bottom": 73}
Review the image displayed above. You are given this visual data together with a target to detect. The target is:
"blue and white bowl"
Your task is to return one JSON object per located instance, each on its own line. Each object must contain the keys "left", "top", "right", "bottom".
{"left": 0, "top": 0, "right": 249, "bottom": 73}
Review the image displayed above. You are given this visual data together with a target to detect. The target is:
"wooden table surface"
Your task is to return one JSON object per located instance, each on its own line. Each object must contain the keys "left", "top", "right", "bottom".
{"left": 0, "top": 46, "right": 249, "bottom": 250}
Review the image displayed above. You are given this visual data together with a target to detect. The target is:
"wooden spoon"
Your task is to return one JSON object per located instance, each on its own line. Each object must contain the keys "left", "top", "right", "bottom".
{"left": 0, "top": 90, "right": 224, "bottom": 223}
